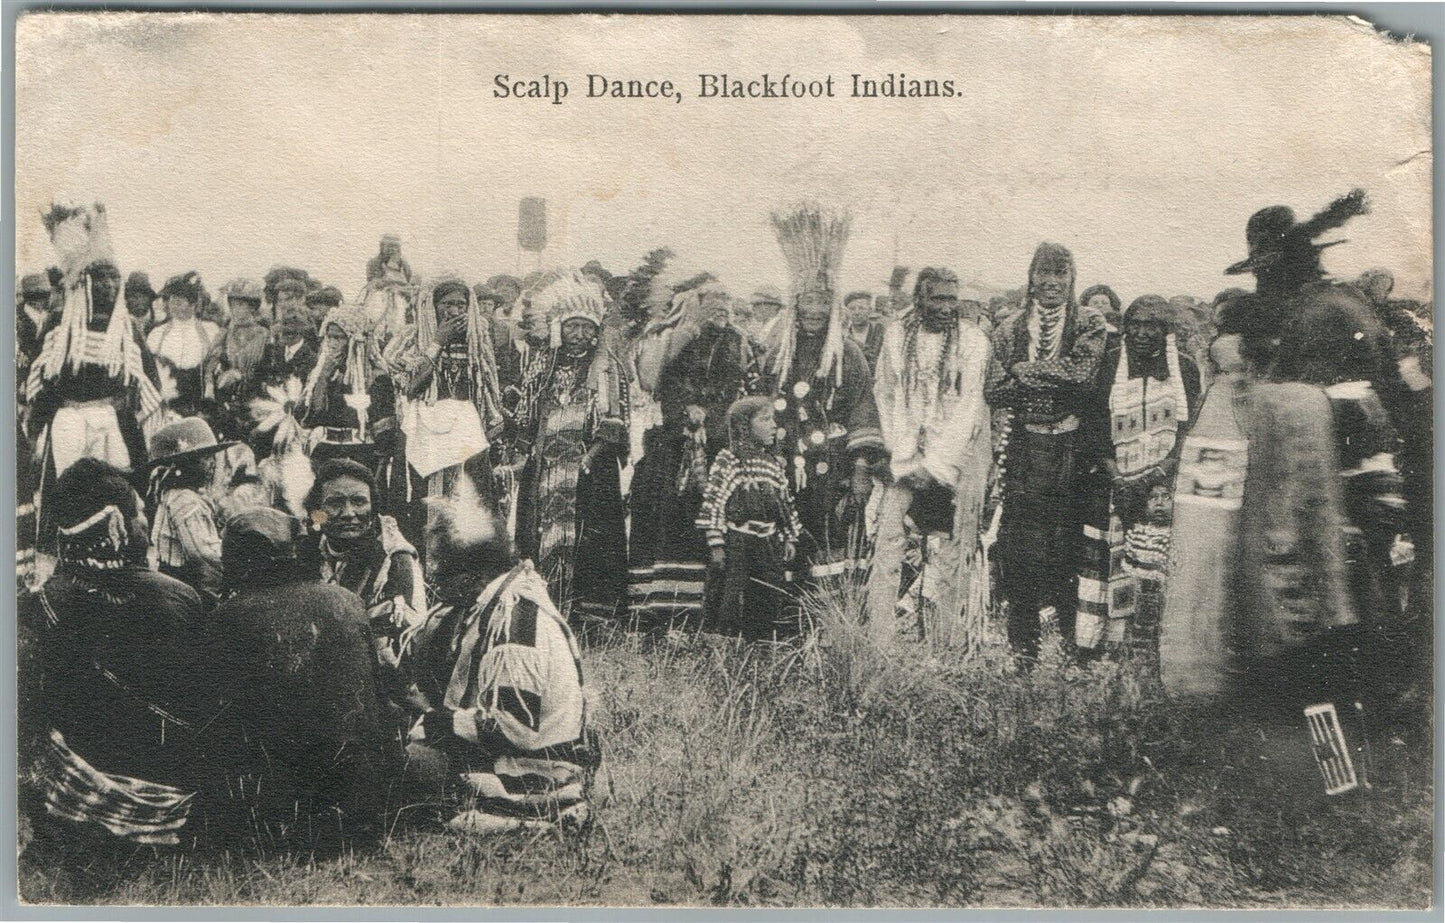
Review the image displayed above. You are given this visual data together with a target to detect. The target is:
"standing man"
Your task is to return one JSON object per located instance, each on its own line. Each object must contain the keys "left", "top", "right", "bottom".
{"left": 843, "top": 290, "right": 886, "bottom": 374}
{"left": 629, "top": 281, "right": 755, "bottom": 622}
{"left": 366, "top": 234, "right": 413, "bottom": 286}
{"left": 124, "top": 272, "right": 160, "bottom": 339}
{"left": 986, "top": 243, "right": 1107, "bottom": 664}
{"left": 264, "top": 267, "right": 314, "bottom": 337}
{"left": 868, "top": 268, "right": 993, "bottom": 648}
{"left": 391, "top": 277, "right": 505, "bottom": 517}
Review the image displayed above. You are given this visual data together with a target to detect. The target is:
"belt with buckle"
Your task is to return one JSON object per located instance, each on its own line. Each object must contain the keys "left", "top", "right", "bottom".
{"left": 1023, "top": 415, "right": 1080, "bottom": 436}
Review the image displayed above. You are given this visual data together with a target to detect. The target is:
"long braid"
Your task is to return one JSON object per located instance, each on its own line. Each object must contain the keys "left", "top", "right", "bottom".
{"left": 902, "top": 311, "right": 963, "bottom": 407}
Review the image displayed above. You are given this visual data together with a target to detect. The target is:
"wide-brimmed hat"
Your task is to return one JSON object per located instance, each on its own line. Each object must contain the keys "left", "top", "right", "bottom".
{"left": 20, "top": 273, "right": 50, "bottom": 301}
{"left": 1224, "top": 206, "right": 1296, "bottom": 276}
{"left": 1225, "top": 189, "right": 1368, "bottom": 277}
{"left": 159, "top": 271, "right": 206, "bottom": 304}
{"left": 147, "top": 417, "right": 237, "bottom": 467}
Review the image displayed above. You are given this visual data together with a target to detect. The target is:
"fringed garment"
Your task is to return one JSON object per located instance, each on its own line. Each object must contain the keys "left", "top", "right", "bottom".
{"left": 514, "top": 346, "right": 629, "bottom": 618}
{"left": 408, "top": 562, "right": 600, "bottom": 829}
{"left": 629, "top": 323, "right": 755, "bottom": 623}
{"left": 870, "top": 318, "right": 993, "bottom": 652}
{"left": 759, "top": 331, "right": 884, "bottom": 586}
{"left": 1076, "top": 337, "right": 1198, "bottom": 651}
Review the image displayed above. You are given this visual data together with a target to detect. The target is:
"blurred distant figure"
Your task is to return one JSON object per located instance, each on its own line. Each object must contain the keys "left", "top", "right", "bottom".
{"left": 485, "top": 274, "right": 524, "bottom": 320}
{"left": 123, "top": 271, "right": 160, "bottom": 339}
{"left": 366, "top": 233, "right": 413, "bottom": 286}
{"left": 148, "top": 272, "right": 220, "bottom": 409}
{"left": 306, "top": 284, "right": 344, "bottom": 332}
{"left": 844, "top": 290, "right": 885, "bottom": 374}
{"left": 17, "top": 272, "right": 54, "bottom": 382}
{"left": 748, "top": 286, "right": 784, "bottom": 341}
{"left": 1080, "top": 284, "right": 1122, "bottom": 352}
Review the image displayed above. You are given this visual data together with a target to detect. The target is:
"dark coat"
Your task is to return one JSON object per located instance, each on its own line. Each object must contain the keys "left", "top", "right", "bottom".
{"left": 34, "top": 567, "right": 206, "bottom": 786}
{"left": 210, "top": 577, "right": 401, "bottom": 839}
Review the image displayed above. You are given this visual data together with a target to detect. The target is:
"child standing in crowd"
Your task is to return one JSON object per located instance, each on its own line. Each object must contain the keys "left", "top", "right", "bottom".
{"left": 697, "top": 396, "right": 803, "bottom": 640}
{"left": 1124, "top": 483, "right": 1174, "bottom": 682}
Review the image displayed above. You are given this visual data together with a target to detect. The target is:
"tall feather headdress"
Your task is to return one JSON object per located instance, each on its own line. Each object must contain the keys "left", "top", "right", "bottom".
{"left": 767, "top": 202, "right": 852, "bottom": 385}
{"left": 42, "top": 202, "right": 114, "bottom": 286}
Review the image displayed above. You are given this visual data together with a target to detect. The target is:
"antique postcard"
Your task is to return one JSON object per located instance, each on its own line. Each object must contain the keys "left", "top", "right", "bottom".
{"left": 12, "top": 10, "right": 1434, "bottom": 910}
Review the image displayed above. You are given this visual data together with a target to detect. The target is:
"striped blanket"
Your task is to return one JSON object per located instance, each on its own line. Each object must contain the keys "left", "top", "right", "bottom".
{"left": 41, "top": 729, "right": 193, "bottom": 846}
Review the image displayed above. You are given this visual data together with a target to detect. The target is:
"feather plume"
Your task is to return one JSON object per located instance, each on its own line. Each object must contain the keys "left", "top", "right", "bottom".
{"left": 1295, "top": 188, "right": 1370, "bottom": 244}
{"left": 43, "top": 202, "right": 114, "bottom": 284}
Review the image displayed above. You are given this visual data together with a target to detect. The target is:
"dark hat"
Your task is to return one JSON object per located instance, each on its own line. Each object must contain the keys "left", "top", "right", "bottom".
{"left": 124, "top": 271, "right": 156, "bottom": 299}
{"left": 264, "top": 266, "right": 313, "bottom": 303}
{"left": 1225, "top": 206, "right": 1296, "bottom": 276}
{"left": 1079, "top": 284, "right": 1121, "bottom": 313}
{"left": 432, "top": 280, "right": 470, "bottom": 304}
{"left": 147, "top": 417, "right": 237, "bottom": 468}
{"left": 843, "top": 290, "right": 873, "bottom": 306}
{"left": 20, "top": 273, "right": 50, "bottom": 300}
{"left": 305, "top": 285, "right": 344, "bottom": 309}
{"left": 159, "top": 271, "right": 206, "bottom": 304}
{"left": 222, "top": 507, "right": 303, "bottom": 588}
{"left": 1225, "top": 189, "right": 1369, "bottom": 277}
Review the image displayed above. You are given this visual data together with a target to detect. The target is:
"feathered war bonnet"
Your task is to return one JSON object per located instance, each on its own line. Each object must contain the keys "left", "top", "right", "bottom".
{"left": 767, "top": 202, "right": 852, "bottom": 386}
{"left": 529, "top": 270, "right": 624, "bottom": 420}
{"left": 534, "top": 269, "right": 608, "bottom": 349}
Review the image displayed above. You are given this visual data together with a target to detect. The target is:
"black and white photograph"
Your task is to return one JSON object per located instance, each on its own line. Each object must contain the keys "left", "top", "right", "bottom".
{"left": 10, "top": 9, "right": 1436, "bottom": 910}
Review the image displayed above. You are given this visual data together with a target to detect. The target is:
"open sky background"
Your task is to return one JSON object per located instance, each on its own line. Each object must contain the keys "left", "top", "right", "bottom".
{"left": 15, "top": 13, "right": 1433, "bottom": 307}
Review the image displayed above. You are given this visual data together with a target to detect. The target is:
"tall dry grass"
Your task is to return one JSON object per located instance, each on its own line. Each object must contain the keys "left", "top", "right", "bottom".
{"left": 18, "top": 580, "right": 1434, "bottom": 908}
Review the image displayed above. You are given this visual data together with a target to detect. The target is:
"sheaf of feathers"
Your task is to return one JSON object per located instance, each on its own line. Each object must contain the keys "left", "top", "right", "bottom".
{"left": 44, "top": 202, "right": 114, "bottom": 283}
{"left": 1296, "top": 188, "right": 1370, "bottom": 243}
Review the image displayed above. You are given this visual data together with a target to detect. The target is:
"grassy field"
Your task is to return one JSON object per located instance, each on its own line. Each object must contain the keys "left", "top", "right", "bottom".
{"left": 18, "top": 590, "right": 1434, "bottom": 909}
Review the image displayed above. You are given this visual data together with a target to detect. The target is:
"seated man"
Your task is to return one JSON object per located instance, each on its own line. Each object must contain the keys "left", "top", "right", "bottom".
{"left": 210, "top": 508, "right": 401, "bottom": 845}
{"left": 404, "top": 496, "right": 601, "bottom": 832}
{"left": 305, "top": 458, "right": 427, "bottom": 709}
{"left": 26, "top": 459, "right": 206, "bottom": 848}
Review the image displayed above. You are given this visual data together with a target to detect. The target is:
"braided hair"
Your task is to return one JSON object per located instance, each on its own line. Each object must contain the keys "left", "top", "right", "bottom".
{"left": 902, "top": 267, "right": 964, "bottom": 407}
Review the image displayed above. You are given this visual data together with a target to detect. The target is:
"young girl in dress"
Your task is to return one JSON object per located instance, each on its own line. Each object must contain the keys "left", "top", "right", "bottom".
{"left": 1124, "top": 482, "right": 1174, "bottom": 682}
{"left": 697, "top": 396, "right": 803, "bottom": 640}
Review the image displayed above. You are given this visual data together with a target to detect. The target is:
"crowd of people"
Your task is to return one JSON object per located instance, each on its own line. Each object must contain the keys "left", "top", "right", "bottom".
{"left": 16, "top": 193, "right": 1433, "bottom": 853}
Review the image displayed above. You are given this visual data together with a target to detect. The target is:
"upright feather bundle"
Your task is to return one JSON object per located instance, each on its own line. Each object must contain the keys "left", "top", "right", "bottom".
{"left": 767, "top": 202, "right": 852, "bottom": 386}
